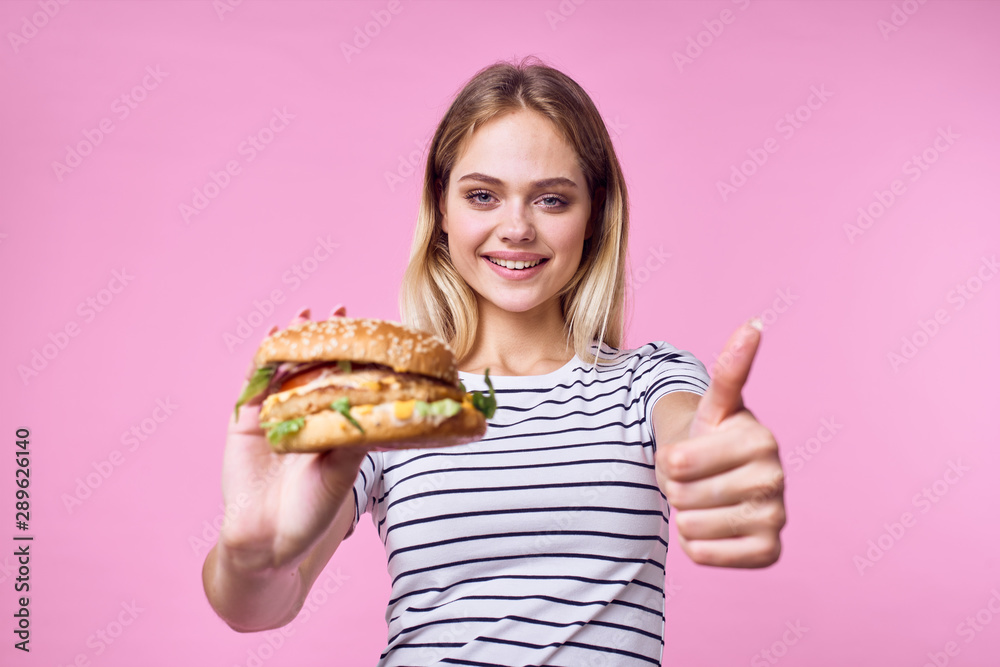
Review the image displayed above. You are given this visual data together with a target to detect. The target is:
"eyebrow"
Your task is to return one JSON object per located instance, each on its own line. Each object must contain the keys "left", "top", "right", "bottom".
{"left": 456, "top": 172, "right": 578, "bottom": 189}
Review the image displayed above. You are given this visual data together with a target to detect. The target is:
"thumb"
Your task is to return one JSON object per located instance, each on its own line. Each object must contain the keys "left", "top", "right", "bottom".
{"left": 690, "top": 317, "right": 762, "bottom": 437}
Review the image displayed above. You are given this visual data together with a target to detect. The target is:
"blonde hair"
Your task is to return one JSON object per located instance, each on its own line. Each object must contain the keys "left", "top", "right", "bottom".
{"left": 399, "top": 55, "right": 631, "bottom": 367}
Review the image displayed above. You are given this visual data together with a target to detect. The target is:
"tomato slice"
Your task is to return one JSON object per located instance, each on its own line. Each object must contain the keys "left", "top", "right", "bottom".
{"left": 280, "top": 364, "right": 340, "bottom": 392}
{"left": 278, "top": 361, "right": 385, "bottom": 393}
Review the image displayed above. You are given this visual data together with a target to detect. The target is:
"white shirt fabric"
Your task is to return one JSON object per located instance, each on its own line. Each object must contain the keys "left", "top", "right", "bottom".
{"left": 349, "top": 340, "right": 711, "bottom": 666}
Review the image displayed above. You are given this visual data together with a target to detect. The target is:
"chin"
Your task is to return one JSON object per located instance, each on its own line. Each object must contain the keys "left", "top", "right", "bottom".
{"left": 476, "top": 291, "right": 558, "bottom": 315}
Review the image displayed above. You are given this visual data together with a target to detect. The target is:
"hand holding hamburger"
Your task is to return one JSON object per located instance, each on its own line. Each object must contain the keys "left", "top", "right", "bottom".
{"left": 207, "top": 306, "right": 495, "bottom": 608}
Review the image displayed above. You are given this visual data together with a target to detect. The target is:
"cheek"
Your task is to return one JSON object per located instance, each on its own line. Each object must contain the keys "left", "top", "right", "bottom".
{"left": 449, "top": 216, "right": 489, "bottom": 250}
{"left": 549, "top": 222, "right": 588, "bottom": 256}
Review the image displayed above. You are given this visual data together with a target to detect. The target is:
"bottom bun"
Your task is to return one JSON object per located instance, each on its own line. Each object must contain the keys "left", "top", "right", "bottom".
{"left": 267, "top": 402, "right": 487, "bottom": 453}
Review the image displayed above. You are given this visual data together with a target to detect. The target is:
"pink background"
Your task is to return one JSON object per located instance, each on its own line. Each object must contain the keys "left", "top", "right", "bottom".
{"left": 2, "top": 1, "right": 998, "bottom": 665}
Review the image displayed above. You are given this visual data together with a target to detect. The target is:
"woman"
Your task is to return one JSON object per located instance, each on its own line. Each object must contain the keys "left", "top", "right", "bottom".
{"left": 203, "top": 56, "right": 786, "bottom": 666}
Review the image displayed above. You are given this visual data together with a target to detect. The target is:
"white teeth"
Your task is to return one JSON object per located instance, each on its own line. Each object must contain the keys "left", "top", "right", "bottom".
{"left": 487, "top": 257, "right": 542, "bottom": 270}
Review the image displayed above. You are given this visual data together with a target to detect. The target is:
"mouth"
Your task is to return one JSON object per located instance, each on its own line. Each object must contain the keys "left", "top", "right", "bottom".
{"left": 482, "top": 255, "right": 549, "bottom": 281}
{"left": 484, "top": 256, "right": 549, "bottom": 271}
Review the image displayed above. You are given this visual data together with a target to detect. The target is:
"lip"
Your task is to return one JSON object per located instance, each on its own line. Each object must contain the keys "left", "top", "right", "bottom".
{"left": 481, "top": 251, "right": 548, "bottom": 261}
{"left": 482, "top": 255, "right": 548, "bottom": 280}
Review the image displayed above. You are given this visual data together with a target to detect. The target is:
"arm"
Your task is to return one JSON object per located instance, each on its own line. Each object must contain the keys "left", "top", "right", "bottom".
{"left": 651, "top": 391, "right": 700, "bottom": 498}
{"left": 202, "top": 448, "right": 366, "bottom": 632}
{"left": 651, "top": 391, "right": 700, "bottom": 450}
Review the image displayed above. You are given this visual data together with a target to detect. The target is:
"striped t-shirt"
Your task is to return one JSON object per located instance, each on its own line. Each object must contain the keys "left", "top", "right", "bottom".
{"left": 349, "top": 340, "right": 711, "bottom": 666}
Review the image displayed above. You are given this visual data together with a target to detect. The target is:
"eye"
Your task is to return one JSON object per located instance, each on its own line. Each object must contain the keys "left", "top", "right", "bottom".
{"left": 540, "top": 196, "right": 568, "bottom": 208}
{"left": 464, "top": 189, "right": 495, "bottom": 207}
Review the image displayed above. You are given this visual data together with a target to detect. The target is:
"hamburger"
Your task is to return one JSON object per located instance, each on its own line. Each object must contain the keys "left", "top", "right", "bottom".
{"left": 233, "top": 317, "right": 496, "bottom": 453}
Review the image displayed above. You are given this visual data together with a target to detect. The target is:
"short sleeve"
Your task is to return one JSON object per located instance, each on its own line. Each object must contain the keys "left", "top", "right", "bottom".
{"left": 348, "top": 450, "right": 383, "bottom": 537}
{"left": 637, "top": 341, "right": 711, "bottom": 445}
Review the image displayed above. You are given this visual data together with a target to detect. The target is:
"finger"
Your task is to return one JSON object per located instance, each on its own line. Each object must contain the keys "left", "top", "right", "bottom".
{"left": 230, "top": 402, "right": 264, "bottom": 433}
{"left": 657, "top": 414, "right": 775, "bottom": 482}
{"left": 690, "top": 318, "right": 762, "bottom": 437}
{"left": 289, "top": 307, "right": 311, "bottom": 327}
{"left": 674, "top": 498, "right": 786, "bottom": 540}
{"left": 677, "top": 532, "right": 782, "bottom": 568}
{"left": 664, "top": 459, "right": 784, "bottom": 511}
{"left": 330, "top": 304, "right": 347, "bottom": 318}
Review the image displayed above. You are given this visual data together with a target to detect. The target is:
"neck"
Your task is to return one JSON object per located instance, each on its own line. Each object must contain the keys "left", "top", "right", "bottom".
{"left": 459, "top": 296, "right": 574, "bottom": 376}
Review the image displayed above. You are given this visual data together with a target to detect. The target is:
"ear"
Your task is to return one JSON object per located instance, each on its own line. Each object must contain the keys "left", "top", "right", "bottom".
{"left": 586, "top": 186, "right": 606, "bottom": 240}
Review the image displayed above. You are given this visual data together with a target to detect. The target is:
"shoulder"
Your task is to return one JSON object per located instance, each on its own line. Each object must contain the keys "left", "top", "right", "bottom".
{"left": 573, "top": 341, "right": 705, "bottom": 392}
{"left": 609, "top": 340, "right": 710, "bottom": 393}
{"left": 590, "top": 340, "right": 699, "bottom": 369}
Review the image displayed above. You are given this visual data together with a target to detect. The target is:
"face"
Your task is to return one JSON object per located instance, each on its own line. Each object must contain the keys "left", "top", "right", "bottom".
{"left": 438, "top": 109, "right": 599, "bottom": 318}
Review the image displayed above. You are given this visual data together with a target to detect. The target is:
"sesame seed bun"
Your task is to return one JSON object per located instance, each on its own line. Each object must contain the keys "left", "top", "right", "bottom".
{"left": 253, "top": 317, "right": 458, "bottom": 386}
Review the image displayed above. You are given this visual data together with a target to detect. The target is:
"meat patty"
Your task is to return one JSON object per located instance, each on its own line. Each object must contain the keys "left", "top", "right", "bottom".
{"left": 260, "top": 368, "right": 464, "bottom": 423}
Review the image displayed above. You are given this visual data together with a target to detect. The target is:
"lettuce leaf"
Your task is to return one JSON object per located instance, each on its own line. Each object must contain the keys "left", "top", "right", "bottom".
{"left": 414, "top": 398, "right": 462, "bottom": 418}
{"left": 468, "top": 368, "right": 496, "bottom": 419}
{"left": 234, "top": 366, "right": 276, "bottom": 421}
{"left": 259, "top": 417, "right": 305, "bottom": 444}
{"left": 330, "top": 397, "right": 365, "bottom": 433}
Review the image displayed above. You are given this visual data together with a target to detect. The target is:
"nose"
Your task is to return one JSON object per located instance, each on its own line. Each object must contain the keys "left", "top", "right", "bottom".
{"left": 496, "top": 205, "right": 535, "bottom": 244}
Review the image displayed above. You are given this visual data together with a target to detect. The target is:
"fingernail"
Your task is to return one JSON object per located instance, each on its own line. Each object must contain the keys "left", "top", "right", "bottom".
{"left": 266, "top": 324, "right": 279, "bottom": 336}
{"left": 295, "top": 307, "right": 311, "bottom": 320}
{"left": 331, "top": 304, "right": 347, "bottom": 318}
{"left": 748, "top": 317, "right": 763, "bottom": 332}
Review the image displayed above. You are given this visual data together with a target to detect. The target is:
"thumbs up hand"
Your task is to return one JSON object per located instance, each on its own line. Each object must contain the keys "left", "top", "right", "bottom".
{"left": 655, "top": 319, "right": 786, "bottom": 568}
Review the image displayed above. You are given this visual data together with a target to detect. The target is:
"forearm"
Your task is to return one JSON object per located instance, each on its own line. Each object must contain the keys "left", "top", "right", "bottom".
{"left": 202, "top": 542, "right": 305, "bottom": 632}
{"left": 652, "top": 392, "right": 700, "bottom": 497}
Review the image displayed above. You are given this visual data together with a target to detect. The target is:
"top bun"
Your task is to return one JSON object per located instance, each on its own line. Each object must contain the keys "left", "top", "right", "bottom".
{"left": 253, "top": 317, "right": 459, "bottom": 386}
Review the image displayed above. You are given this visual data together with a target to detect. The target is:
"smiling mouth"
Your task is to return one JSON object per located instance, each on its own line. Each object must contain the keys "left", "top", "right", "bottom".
{"left": 485, "top": 257, "right": 548, "bottom": 270}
